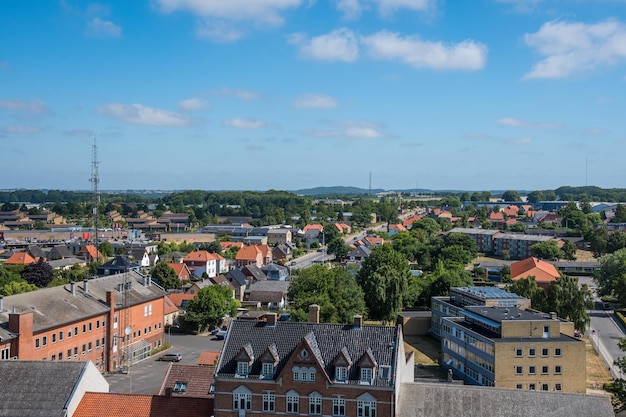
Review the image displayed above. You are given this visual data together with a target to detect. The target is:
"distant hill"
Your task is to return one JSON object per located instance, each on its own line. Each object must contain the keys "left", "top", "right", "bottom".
{"left": 293, "top": 186, "right": 385, "bottom": 196}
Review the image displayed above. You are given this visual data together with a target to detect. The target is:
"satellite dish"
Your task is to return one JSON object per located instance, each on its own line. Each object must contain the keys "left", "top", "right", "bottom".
{"left": 124, "top": 326, "right": 132, "bottom": 336}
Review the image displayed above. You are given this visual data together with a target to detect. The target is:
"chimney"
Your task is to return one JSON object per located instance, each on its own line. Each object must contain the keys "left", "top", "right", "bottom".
{"left": 165, "top": 387, "right": 173, "bottom": 398}
{"left": 354, "top": 314, "right": 363, "bottom": 329}
{"left": 308, "top": 304, "right": 320, "bottom": 324}
{"left": 70, "top": 282, "right": 76, "bottom": 296}
{"left": 549, "top": 312, "right": 557, "bottom": 320}
{"left": 83, "top": 279, "right": 89, "bottom": 294}
{"left": 447, "top": 369, "right": 453, "bottom": 383}
{"left": 266, "top": 313, "right": 277, "bottom": 326}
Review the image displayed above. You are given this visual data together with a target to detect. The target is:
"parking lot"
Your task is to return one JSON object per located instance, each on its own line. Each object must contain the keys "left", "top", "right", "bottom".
{"left": 105, "top": 333, "right": 225, "bottom": 394}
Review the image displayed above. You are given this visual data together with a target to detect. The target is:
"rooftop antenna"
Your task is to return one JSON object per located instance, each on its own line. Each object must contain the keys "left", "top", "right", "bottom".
{"left": 89, "top": 134, "right": 100, "bottom": 263}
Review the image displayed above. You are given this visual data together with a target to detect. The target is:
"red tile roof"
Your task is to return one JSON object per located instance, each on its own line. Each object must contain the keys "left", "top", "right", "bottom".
{"left": 169, "top": 293, "right": 196, "bottom": 308}
{"left": 163, "top": 296, "right": 179, "bottom": 315}
{"left": 159, "top": 364, "right": 216, "bottom": 398}
{"left": 4, "top": 252, "right": 36, "bottom": 265}
{"left": 168, "top": 263, "right": 191, "bottom": 281}
{"left": 220, "top": 241, "right": 244, "bottom": 250}
{"left": 511, "top": 257, "right": 560, "bottom": 285}
{"left": 303, "top": 224, "right": 323, "bottom": 232}
{"left": 489, "top": 212, "right": 505, "bottom": 221}
{"left": 183, "top": 250, "right": 220, "bottom": 262}
{"left": 197, "top": 351, "right": 220, "bottom": 366}
{"left": 74, "top": 392, "right": 213, "bottom": 417}
{"left": 235, "top": 245, "right": 261, "bottom": 261}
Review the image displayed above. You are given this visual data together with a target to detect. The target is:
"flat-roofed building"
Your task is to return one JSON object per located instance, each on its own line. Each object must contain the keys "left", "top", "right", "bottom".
{"left": 441, "top": 306, "right": 585, "bottom": 393}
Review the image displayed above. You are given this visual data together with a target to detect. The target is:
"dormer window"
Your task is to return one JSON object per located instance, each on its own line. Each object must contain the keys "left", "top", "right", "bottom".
{"left": 379, "top": 365, "right": 391, "bottom": 380}
{"left": 360, "top": 367, "right": 373, "bottom": 384}
{"left": 262, "top": 362, "right": 275, "bottom": 378}
{"left": 335, "top": 366, "right": 348, "bottom": 382}
{"left": 236, "top": 361, "right": 249, "bottom": 376}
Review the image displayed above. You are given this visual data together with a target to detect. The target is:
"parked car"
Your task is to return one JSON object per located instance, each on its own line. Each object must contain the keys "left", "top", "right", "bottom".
{"left": 160, "top": 353, "right": 182, "bottom": 362}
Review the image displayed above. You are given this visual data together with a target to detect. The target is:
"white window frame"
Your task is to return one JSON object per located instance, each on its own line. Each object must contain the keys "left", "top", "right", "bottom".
{"left": 263, "top": 394, "right": 275, "bottom": 412}
{"left": 262, "top": 362, "right": 274, "bottom": 378}
{"left": 333, "top": 398, "right": 346, "bottom": 416}
{"left": 286, "top": 393, "right": 299, "bottom": 414}
{"left": 360, "top": 367, "right": 373, "bottom": 383}
{"left": 236, "top": 361, "right": 249, "bottom": 376}
{"left": 233, "top": 392, "right": 252, "bottom": 410}
{"left": 357, "top": 399, "right": 377, "bottom": 417}
{"left": 335, "top": 366, "right": 348, "bottom": 382}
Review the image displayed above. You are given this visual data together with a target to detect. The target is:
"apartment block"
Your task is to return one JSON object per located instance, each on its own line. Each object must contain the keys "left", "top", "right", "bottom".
{"left": 441, "top": 306, "right": 585, "bottom": 393}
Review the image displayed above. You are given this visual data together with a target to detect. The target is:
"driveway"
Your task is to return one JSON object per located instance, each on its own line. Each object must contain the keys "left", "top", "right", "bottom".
{"left": 105, "top": 333, "right": 225, "bottom": 394}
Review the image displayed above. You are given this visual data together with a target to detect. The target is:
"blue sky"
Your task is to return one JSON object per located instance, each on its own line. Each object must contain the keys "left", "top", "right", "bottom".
{"left": 1, "top": 0, "right": 626, "bottom": 192}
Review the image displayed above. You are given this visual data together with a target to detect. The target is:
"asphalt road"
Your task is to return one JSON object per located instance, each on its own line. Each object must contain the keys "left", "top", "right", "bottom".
{"left": 579, "top": 276, "right": 626, "bottom": 378}
{"left": 105, "top": 333, "right": 225, "bottom": 394}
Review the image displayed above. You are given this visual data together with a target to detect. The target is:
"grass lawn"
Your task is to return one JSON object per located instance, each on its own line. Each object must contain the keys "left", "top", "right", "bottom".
{"left": 586, "top": 338, "right": 613, "bottom": 393}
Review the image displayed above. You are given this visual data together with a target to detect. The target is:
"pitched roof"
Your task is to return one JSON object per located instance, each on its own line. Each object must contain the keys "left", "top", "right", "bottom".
{"left": 225, "top": 269, "right": 248, "bottom": 287}
{"left": 510, "top": 257, "right": 560, "bottom": 283}
{"left": 0, "top": 361, "right": 103, "bottom": 417}
{"left": 77, "top": 245, "right": 103, "bottom": 260}
{"left": 27, "top": 245, "right": 47, "bottom": 260}
{"left": 163, "top": 296, "right": 179, "bottom": 315}
{"left": 74, "top": 392, "right": 214, "bottom": 417}
{"left": 220, "top": 241, "right": 244, "bottom": 251}
{"left": 159, "top": 364, "right": 215, "bottom": 398}
{"left": 197, "top": 351, "right": 220, "bottom": 366}
{"left": 235, "top": 245, "right": 261, "bottom": 261}
{"left": 489, "top": 211, "right": 505, "bottom": 220}
{"left": 168, "top": 263, "right": 191, "bottom": 280}
{"left": 169, "top": 293, "right": 196, "bottom": 309}
{"left": 183, "top": 250, "right": 218, "bottom": 262}
{"left": 4, "top": 251, "right": 36, "bottom": 265}
{"left": 242, "top": 264, "right": 266, "bottom": 281}
{"left": 216, "top": 319, "right": 400, "bottom": 387}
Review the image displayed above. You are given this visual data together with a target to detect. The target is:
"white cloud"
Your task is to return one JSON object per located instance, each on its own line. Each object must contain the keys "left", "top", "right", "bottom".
{"left": 0, "top": 99, "right": 47, "bottom": 114}
{"left": 178, "top": 97, "right": 208, "bottom": 111}
{"left": 0, "top": 125, "right": 42, "bottom": 135}
{"left": 374, "top": 0, "right": 436, "bottom": 17}
{"left": 98, "top": 103, "right": 190, "bottom": 126}
{"left": 223, "top": 117, "right": 266, "bottom": 129}
{"left": 497, "top": 117, "right": 561, "bottom": 129}
{"left": 335, "top": 0, "right": 363, "bottom": 20}
{"left": 304, "top": 120, "right": 387, "bottom": 139}
{"left": 288, "top": 28, "right": 359, "bottom": 62}
{"left": 292, "top": 94, "right": 339, "bottom": 109}
{"left": 362, "top": 30, "right": 487, "bottom": 70}
{"left": 524, "top": 19, "right": 626, "bottom": 79}
{"left": 86, "top": 17, "right": 122, "bottom": 38}
{"left": 213, "top": 87, "right": 259, "bottom": 101}
{"left": 154, "top": 0, "right": 301, "bottom": 40}
{"left": 63, "top": 129, "right": 95, "bottom": 137}
{"left": 494, "top": 0, "right": 541, "bottom": 13}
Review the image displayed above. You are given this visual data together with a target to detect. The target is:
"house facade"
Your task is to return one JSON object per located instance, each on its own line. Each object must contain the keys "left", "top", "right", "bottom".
{"left": 0, "top": 272, "right": 166, "bottom": 373}
{"left": 213, "top": 307, "right": 414, "bottom": 417}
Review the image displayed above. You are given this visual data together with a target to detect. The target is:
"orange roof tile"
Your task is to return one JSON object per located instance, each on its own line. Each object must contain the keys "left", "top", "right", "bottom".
{"left": 163, "top": 296, "right": 179, "bottom": 315}
{"left": 4, "top": 252, "right": 36, "bottom": 265}
{"left": 303, "top": 224, "right": 324, "bottom": 232}
{"left": 159, "top": 364, "right": 215, "bottom": 398}
{"left": 169, "top": 293, "right": 196, "bottom": 308}
{"left": 489, "top": 212, "right": 505, "bottom": 220}
{"left": 74, "top": 392, "right": 213, "bottom": 417}
{"left": 168, "top": 263, "right": 191, "bottom": 280}
{"left": 235, "top": 245, "right": 261, "bottom": 260}
{"left": 220, "top": 242, "right": 244, "bottom": 250}
{"left": 511, "top": 257, "right": 560, "bottom": 284}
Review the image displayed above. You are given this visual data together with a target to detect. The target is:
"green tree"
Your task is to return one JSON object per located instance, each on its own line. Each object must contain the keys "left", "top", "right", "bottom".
{"left": 501, "top": 190, "right": 521, "bottom": 202}
{"left": 410, "top": 260, "right": 472, "bottom": 307}
{"left": 608, "top": 232, "right": 626, "bottom": 254}
{"left": 531, "top": 240, "right": 562, "bottom": 260}
{"left": 594, "top": 249, "right": 626, "bottom": 305}
{"left": 205, "top": 241, "right": 223, "bottom": 255}
{"left": 288, "top": 265, "right": 365, "bottom": 324}
{"left": 151, "top": 262, "right": 181, "bottom": 290}
{"left": 545, "top": 275, "right": 593, "bottom": 331}
{"left": 411, "top": 217, "right": 441, "bottom": 238}
{"left": 561, "top": 240, "right": 577, "bottom": 260}
{"left": 615, "top": 204, "right": 626, "bottom": 223}
{"left": 357, "top": 245, "right": 410, "bottom": 322}
{"left": 0, "top": 280, "right": 37, "bottom": 296}
{"left": 508, "top": 277, "right": 547, "bottom": 311}
{"left": 21, "top": 259, "right": 53, "bottom": 288}
{"left": 99, "top": 241, "right": 113, "bottom": 257}
{"left": 589, "top": 226, "right": 609, "bottom": 257}
{"left": 527, "top": 191, "right": 544, "bottom": 203}
{"left": 327, "top": 237, "right": 350, "bottom": 259}
{"left": 185, "top": 285, "right": 240, "bottom": 331}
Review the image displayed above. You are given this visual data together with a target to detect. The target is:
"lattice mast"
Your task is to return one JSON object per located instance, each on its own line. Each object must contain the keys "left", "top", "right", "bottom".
{"left": 89, "top": 135, "right": 100, "bottom": 262}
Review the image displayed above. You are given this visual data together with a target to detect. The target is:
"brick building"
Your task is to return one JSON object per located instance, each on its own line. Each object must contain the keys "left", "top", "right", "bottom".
{"left": 0, "top": 271, "right": 166, "bottom": 372}
{"left": 213, "top": 306, "right": 414, "bottom": 417}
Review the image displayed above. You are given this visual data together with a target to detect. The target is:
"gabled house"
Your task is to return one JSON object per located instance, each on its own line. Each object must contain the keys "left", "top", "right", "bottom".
{"left": 77, "top": 245, "right": 104, "bottom": 264}
{"left": 168, "top": 262, "right": 192, "bottom": 283}
{"left": 74, "top": 392, "right": 213, "bottom": 417}
{"left": 46, "top": 244, "right": 73, "bottom": 261}
{"left": 27, "top": 245, "right": 47, "bottom": 261}
{"left": 128, "top": 248, "right": 151, "bottom": 268}
{"left": 346, "top": 245, "right": 372, "bottom": 262}
{"left": 242, "top": 264, "right": 267, "bottom": 282}
{"left": 244, "top": 280, "right": 290, "bottom": 310}
{"left": 225, "top": 270, "right": 249, "bottom": 302}
{"left": 235, "top": 246, "right": 263, "bottom": 268}
{"left": 0, "top": 360, "right": 109, "bottom": 417}
{"left": 510, "top": 257, "right": 561, "bottom": 288}
{"left": 387, "top": 224, "right": 407, "bottom": 236}
{"left": 271, "top": 244, "right": 292, "bottom": 262}
{"left": 183, "top": 250, "right": 221, "bottom": 279}
{"left": 4, "top": 251, "right": 36, "bottom": 265}
{"left": 266, "top": 228, "right": 292, "bottom": 245}
{"left": 214, "top": 308, "right": 414, "bottom": 417}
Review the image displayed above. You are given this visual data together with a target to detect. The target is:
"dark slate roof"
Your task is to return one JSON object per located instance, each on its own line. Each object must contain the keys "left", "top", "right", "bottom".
{"left": 48, "top": 244, "right": 72, "bottom": 259}
{"left": 101, "top": 255, "right": 140, "bottom": 269}
{"left": 27, "top": 245, "right": 46, "bottom": 259}
{"left": 216, "top": 319, "right": 400, "bottom": 387}
{"left": 243, "top": 265, "right": 266, "bottom": 281}
{"left": 397, "top": 382, "right": 614, "bottom": 417}
{"left": 226, "top": 269, "right": 248, "bottom": 287}
{"left": 0, "top": 360, "right": 89, "bottom": 417}
{"left": 347, "top": 246, "right": 372, "bottom": 258}
{"left": 47, "top": 257, "right": 84, "bottom": 269}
